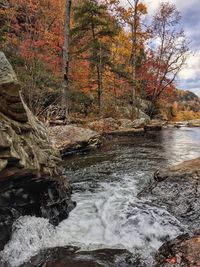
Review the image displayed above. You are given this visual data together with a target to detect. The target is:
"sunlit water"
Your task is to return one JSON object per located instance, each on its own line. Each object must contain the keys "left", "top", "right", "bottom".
{"left": 1, "top": 128, "right": 200, "bottom": 266}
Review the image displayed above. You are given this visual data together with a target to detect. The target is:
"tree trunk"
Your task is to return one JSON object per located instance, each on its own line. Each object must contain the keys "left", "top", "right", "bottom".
{"left": 131, "top": 0, "right": 139, "bottom": 121}
{"left": 98, "top": 42, "right": 103, "bottom": 116}
{"left": 97, "top": 66, "right": 102, "bottom": 115}
{"left": 62, "top": 0, "right": 72, "bottom": 120}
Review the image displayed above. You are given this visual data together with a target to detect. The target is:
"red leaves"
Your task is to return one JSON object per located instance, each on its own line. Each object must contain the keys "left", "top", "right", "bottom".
{"left": 3, "top": 0, "right": 65, "bottom": 76}
{"left": 165, "top": 257, "right": 177, "bottom": 264}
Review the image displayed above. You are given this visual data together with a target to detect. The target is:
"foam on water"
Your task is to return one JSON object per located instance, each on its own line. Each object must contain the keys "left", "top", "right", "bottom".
{"left": 3, "top": 128, "right": 200, "bottom": 266}
{"left": 0, "top": 173, "right": 184, "bottom": 267}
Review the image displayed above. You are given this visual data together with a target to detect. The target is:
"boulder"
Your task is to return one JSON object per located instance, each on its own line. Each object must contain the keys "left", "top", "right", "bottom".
{"left": 132, "top": 118, "right": 147, "bottom": 128}
{"left": 49, "top": 125, "right": 101, "bottom": 156}
{"left": 119, "top": 118, "right": 147, "bottom": 129}
{"left": 22, "top": 246, "right": 147, "bottom": 267}
{"left": 138, "top": 110, "right": 150, "bottom": 121}
{"left": 155, "top": 232, "right": 200, "bottom": 267}
{"left": 107, "top": 128, "right": 144, "bottom": 137}
{"left": 138, "top": 157, "right": 200, "bottom": 230}
{"left": 0, "top": 52, "right": 74, "bottom": 250}
{"left": 87, "top": 117, "right": 119, "bottom": 133}
{"left": 139, "top": 158, "right": 200, "bottom": 266}
{"left": 119, "top": 119, "right": 135, "bottom": 129}
{"left": 144, "top": 119, "right": 164, "bottom": 131}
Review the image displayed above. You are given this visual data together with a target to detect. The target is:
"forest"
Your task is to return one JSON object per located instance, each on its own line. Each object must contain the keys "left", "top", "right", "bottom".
{"left": 1, "top": 0, "right": 199, "bottom": 122}
{"left": 1, "top": 1, "right": 200, "bottom": 266}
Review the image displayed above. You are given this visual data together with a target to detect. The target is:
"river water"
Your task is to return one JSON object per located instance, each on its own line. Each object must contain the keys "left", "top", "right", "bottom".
{"left": 1, "top": 128, "right": 200, "bottom": 266}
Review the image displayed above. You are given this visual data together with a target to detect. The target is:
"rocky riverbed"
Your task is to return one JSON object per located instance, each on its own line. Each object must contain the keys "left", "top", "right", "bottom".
{"left": 1, "top": 127, "right": 200, "bottom": 266}
{"left": 1, "top": 51, "right": 200, "bottom": 267}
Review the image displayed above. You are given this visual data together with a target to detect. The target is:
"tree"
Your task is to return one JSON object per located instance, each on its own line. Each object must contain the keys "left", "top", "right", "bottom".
{"left": 63, "top": 0, "right": 72, "bottom": 119}
{"left": 127, "top": 0, "right": 146, "bottom": 120}
{"left": 107, "top": 0, "right": 147, "bottom": 119}
{"left": 72, "top": 0, "right": 117, "bottom": 115}
{"left": 139, "top": 2, "right": 189, "bottom": 117}
{"left": 0, "top": 0, "right": 66, "bottom": 115}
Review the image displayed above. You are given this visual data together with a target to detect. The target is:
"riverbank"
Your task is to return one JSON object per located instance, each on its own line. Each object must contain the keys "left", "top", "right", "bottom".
{"left": 139, "top": 156, "right": 200, "bottom": 266}
{"left": 48, "top": 117, "right": 200, "bottom": 157}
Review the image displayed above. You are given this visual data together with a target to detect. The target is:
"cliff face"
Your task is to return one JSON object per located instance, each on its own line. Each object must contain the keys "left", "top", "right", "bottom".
{"left": 0, "top": 52, "right": 74, "bottom": 250}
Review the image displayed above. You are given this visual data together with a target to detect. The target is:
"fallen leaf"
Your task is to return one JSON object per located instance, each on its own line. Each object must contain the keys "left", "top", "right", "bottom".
{"left": 166, "top": 257, "right": 177, "bottom": 264}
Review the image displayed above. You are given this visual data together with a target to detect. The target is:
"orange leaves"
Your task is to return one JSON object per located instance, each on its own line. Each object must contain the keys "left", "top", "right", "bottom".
{"left": 137, "top": 3, "right": 147, "bottom": 14}
{"left": 2, "top": 0, "right": 65, "bottom": 75}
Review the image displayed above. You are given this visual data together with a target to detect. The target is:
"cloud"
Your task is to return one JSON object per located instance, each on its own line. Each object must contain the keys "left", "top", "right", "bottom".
{"left": 179, "top": 53, "right": 200, "bottom": 80}
{"left": 121, "top": 0, "right": 200, "bottom": 94}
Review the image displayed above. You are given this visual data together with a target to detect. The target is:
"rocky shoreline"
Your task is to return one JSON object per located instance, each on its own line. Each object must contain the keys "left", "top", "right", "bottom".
{"left": 0, "top": 52, "right": 200, "bottom": 266}
{"left": 48, "top": 117, "right": 200, "bottom": 157}
{"left": 5, "top": 156, "right": 198, "bottom": 267}
{"left": 0, "top": 52, "right": 75, "bottom": 251}
{"left": 139, "top": 157, "right": 200, "bottom": 266}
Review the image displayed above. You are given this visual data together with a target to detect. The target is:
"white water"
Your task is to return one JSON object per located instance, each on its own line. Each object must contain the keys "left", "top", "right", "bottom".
{"left": 1, "top": 174, "right": 184, "bottom": 267}
{"left": 2, "top": 128, "right": 200, "bottom": 266}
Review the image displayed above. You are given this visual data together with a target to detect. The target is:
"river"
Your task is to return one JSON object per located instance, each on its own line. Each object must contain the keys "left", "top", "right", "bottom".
{"left": 1, "top": 128, "right": 200, "bottom": 266}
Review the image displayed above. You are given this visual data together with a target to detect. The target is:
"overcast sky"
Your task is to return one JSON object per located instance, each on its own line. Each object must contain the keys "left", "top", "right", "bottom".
{"left": 122, "top": 0, "right": 200, "bottom": 96}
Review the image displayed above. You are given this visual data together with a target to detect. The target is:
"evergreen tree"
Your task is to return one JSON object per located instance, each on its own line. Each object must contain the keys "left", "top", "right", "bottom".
{"left": 72, "top": 0, "right": 118, "bottom": 114}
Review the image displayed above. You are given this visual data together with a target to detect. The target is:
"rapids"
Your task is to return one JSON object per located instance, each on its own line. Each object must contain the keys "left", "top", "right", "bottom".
{"left": 1, "top": 128, "right": 200, "bottom": 266}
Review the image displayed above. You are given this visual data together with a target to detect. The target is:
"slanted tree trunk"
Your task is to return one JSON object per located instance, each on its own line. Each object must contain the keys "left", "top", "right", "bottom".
{"left": 62, "top": 0, "right": 72, "bottom": 120}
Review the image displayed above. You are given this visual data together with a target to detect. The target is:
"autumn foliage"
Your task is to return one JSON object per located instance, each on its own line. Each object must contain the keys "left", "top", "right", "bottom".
{"left": 0, "top": 0, "right": 197, "bottom": 120}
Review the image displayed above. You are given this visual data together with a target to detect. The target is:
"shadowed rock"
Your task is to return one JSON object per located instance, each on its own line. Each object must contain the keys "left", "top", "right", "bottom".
{"left": 0, "top": 52, "right": 74, "bottom": 250}
{"left": 155, "top": 232, "right": 200, "bottom": 267}
{"left": 49, "top": 125, "right": 102, "bottom": 156}
{"left": 139, "top": 157, "right": 200, "bottom": 231}
{"left": 22, "top": 246, "right": 148, "bottom": 267}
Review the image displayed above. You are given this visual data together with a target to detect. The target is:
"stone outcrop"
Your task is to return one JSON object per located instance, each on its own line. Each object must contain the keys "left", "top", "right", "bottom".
{"left": 49, "top": 125, "right": 102, "bottom": 156}
{"left": 144, "top": 119, "right": 164, "bottom": 131}
{"left": 119, "top": 118, "right": 149, "bottom": 129}
{"left": 139, "top": 157, "right": 200, "bottom": 230}
{"left": 106, "top": 128, "right": 144, "bottom": 137}
{"left": 0, "top": 52, "right": 74, "bottom": 250}
{"left": 87, "top": 117, "right": 120, "bottom": 133}
{"left": 155, "top": 232, "right": 200, "bottom": 267}
{"left": 22, "top": 246, "right": 147, "bottom": 267}
{"left": 139, "top": 157, "right": 200, "bottom": 266}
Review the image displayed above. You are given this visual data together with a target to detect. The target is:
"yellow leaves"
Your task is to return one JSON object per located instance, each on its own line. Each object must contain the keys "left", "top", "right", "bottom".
{"left": 138, "top": 3, "right": 147, "bottom": 15}
{"left": 112, "top": 30, "right": 132, "bottom": 62}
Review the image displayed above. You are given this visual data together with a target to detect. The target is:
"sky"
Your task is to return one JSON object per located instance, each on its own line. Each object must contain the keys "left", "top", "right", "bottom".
{"left": 122, "top": 0, "right": 200, "bottom": 96}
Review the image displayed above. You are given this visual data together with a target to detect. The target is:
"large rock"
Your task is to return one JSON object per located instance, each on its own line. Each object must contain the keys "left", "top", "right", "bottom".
{"left": 144, "top": 119, "right": 164, "bottom": 131}
{"left": 139, "top": 158, "right": 200, "bottom": 266}
{"left": 138, "top": 110, "right": 150, "bottom": 121}
{"left": 22, "top": 246, "right": 147, "bottom": 267}
{"left": 87, "top": 118, "right": 120, "bottom": 133}
{"left": 155, "top": 232, "right": 200, "bottom": 267}
{"left": 107, "top": 128, "right": 144, "bottom": 137}
{"left": 119, "top": 118, "right": 148, "bottom": 129}
{"left": 139, "top": 158, "right": 200, "bottom": 230}
{"left": 0, "top": 52, "right": 74, "bottom": 250}
{"left": 49, "top": 125, "right": 101, "bottom": 156}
